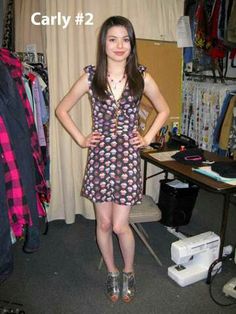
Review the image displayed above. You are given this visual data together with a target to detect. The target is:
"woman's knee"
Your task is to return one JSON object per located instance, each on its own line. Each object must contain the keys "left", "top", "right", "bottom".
{"left": 97, "top": 219, "right": 112, "bottom": 233}
{"left": 113, "top": 223, "right": 129, "bottom": 236}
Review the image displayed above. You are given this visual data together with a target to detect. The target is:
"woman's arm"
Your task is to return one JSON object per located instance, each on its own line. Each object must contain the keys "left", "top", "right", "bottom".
{"left": 55, "top": 72, "right": 102, "bottom": 148}
{"left": 131, "top": 72, "right": 170, "bottom": 148}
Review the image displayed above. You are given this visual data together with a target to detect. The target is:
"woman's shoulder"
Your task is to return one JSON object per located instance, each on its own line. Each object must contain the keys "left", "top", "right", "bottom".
{"left": 84, "top": 64, "right": 96, "bottom": 74}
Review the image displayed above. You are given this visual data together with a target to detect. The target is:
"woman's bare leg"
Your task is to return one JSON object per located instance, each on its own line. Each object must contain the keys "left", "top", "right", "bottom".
{"left": 112, "top": 203, "right": 135, "bottom": 273}
{"left": 94, "top": 202, "right": 118, "bottom": 272}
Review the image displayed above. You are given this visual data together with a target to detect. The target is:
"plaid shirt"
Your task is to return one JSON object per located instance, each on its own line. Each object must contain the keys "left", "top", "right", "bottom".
{"left": 0, "top": 48, "right": 48, "bottom": 197}
{"left": 0, "top": 48, "right": 48, "bottom": 236}
{"left": 0, "top": 115, "right": 31, "bottom": 237}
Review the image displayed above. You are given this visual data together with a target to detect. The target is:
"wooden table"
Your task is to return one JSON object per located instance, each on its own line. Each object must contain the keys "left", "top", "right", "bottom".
{"left": 141, "top": 149, "right": 236, "bottom": 259}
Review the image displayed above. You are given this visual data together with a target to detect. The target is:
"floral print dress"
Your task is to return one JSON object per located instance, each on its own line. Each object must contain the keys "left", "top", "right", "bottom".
{"left": 81, "top": 65, "right": 145, "bottom": 206}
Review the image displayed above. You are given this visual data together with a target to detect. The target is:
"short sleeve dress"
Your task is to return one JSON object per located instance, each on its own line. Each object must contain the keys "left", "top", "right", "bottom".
{"left": 81, "top": 64, "right": 146, "bottom": 206}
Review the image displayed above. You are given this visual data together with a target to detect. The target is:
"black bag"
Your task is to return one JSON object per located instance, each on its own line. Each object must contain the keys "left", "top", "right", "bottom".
{"left": 211, "top": 161, "right": 236, "bottom": 178}
{"left": 171, "top": 148, "right": 205, "bottom": 166}
{"left": 158, "top": 179, "right": 199, "bottom": 227}
{"left": 167, "top": 133, "right": 197, "bottom": 149}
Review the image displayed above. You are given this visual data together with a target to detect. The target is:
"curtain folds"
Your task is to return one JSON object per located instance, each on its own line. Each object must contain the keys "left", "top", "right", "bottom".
{"left": 15, "top": 0, "right": 184, "bottom": 223}
{"left": 15, "top": 0, "right": 46, "bottom": 54}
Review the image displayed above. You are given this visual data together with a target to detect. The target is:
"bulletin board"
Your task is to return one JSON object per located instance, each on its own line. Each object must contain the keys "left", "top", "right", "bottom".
{"left": 136, "top": 39, "right": 183, "bottom": 136}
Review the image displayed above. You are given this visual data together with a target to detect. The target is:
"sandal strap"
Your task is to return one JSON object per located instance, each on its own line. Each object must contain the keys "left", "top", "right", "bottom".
{"left": 122, "top": 271, "right": 135, "bottom": 299}
{"left": 106, "top": 271, "right": 120, "bottom": 297}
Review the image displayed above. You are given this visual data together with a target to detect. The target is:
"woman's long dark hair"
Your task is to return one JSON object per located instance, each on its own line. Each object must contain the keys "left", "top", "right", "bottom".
{"left": 92, "top": 16, "right": 144, "bottom": 100}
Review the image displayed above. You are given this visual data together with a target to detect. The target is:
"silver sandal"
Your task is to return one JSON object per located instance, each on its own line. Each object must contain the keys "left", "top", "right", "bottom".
{"left": 106, "top": 271, "right": 120, "bottom": 302}
{"left": 122, "top": 271, "right": 136, "bottom": 303}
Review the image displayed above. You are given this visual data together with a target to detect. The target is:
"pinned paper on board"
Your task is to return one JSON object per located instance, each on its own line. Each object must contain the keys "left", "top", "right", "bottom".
{"left": 176, "top": 16, "right": 193, "bottom": 48}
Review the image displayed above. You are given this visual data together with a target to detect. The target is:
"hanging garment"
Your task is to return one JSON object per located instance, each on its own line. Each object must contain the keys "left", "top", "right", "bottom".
{"left": 228, "top": 97, "right": 236, "bottom": 154}
{"left": 212, "top": 92, "right": 235, "bottom": 147}
{"left": 28, "top": 73, "right": 47, "bottom": 146}
{"left": 0, "top": 115, "right": 31, "bottom": 236}
{"left": 23, "top": 76, "right": 34, "bottom": 112}
{"left": 218, "top": 0, "right": 226, "bottom": 40}
{"left": 0, "top": 48, "right": 48, "bottom": 198}
{"left": 181, "top": 79, "right": 236, "bottom": 151}
{"left": 189, "top": 0, "right": 212, "bottom": 71}
{"left": 194, "top": 0, "right": 208, "bottom": 50}
{"left": 219, "top": 95, "right": 236, "bottom": 150}
{"left": 207, "top": 0, "right": 227, "bottom": 58}
{"left": 23, "top": 65, "right": 50, "bottom": 182}
{"left": 0, "top": 59, "right": 38, "bottom": 235}
{"left": 225, "top": 0, "right": 236, "bottom": 46}
{"left": 0, "top": 159, "right": 13, "bottom": 284}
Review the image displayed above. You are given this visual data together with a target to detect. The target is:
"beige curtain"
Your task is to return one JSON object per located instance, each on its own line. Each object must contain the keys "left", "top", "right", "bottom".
{"left": 15, "top": 0, "right": 46, "bottom": 54}
{"left": 14, "top": 0, "right": 184, "bottom": 223}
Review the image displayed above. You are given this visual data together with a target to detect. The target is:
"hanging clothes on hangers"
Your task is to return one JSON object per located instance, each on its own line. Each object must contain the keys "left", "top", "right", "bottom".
{"left": 0, "top": 48, "right": 48, "bottom": 197}
{"left": 212, "top": 92, "right": 236, "bottom": 155}
{"left": 22, "top": 62, "right": 50, "bottom": 183}
{"left": 27, "top": 71, "right": 47, "bottom": 147}
{"left": 0, "top": 48, "right": 48, "bottom": 283}
{"left": 184, "top": 0, "right": 236, "bottom": 75}
{"left": 218, "top": 94, "right": 236, "bottom": 154}
{"left": 0, "top": 156, "right": 13, "bottom": 284}
{"left": 181, "top": 78, "right": 236, "bottom": 152}
{"left": 0, "top": 112, "right": 32, "bottom": 236}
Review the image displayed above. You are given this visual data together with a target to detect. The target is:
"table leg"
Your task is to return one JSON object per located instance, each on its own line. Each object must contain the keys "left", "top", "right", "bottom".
{"left": 219, "top": 193, "right": 231, "bottom": 258}
{"left": 206, "top": 193, "right": 231, "bottom": 285}
{"left": 143, "top": 160, "right": 147, "bottom": 195}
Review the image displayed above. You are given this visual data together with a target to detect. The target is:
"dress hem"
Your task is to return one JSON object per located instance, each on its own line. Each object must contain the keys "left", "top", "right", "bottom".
{"left": 81, "top": 193, "right": 143, "bottom": 206}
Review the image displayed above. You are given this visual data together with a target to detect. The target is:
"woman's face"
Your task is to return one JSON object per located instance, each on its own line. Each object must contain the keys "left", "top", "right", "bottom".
{"left": 105, "top": 26, "right": 131, "bottom": 63}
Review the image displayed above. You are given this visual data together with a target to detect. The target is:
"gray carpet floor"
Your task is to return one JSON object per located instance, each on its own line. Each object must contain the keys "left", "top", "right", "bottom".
{"left": 0, "top": 190, "right": 236, "bottom": 314}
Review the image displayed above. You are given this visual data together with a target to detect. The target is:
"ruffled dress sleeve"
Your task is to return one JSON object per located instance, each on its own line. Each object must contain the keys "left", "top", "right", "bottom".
{"left": 138, "top": 64, "right": 147, "bottom": 75}
{"left": 84, "top": 65, "right": 95, "bottom": 93}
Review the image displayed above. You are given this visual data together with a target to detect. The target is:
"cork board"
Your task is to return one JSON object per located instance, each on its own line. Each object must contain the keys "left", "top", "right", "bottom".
{"left": 137, "top": 39, "right": 182, "bottom": 136}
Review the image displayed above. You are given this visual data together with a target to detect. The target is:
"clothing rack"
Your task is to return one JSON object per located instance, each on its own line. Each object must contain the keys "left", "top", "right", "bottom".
{"left": 15, "top": 51, "right": 46, "bottom": 66}
{"left": 181, "top": 79, "right": 236, "bottom": 152}
{"left": 184, "top": 73, "right": 236, "bottom": 83}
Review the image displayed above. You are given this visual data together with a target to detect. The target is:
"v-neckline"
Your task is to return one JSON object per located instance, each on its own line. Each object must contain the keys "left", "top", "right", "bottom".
{"left": 107, "top": 80, "right": 128, "bottom": 103}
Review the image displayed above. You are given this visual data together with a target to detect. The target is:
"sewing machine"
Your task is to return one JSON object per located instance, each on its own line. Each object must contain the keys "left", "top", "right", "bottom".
{"left": 222, "top": 248, "right": 236, "bottom": 299}
{"left": 168, "top": 231, "right": 221, "bottom": 287}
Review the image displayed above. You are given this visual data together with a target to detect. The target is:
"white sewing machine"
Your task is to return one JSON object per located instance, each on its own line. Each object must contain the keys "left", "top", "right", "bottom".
{"left": 222, "top": 248, "right": 236, "bottom": 299}
{"left": 168, "top": 231, "right": 221, "bottom": 287}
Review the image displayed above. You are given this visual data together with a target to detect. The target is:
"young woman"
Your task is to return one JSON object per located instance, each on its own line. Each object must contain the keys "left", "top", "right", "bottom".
{"left": 56, "top": 16, "right": 169, "bottom": 303}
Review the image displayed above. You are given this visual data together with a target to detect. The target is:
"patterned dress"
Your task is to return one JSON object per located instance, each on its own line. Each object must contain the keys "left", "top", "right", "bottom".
{"left": 81, "top": 65, "right": 146, "bottom": 206}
